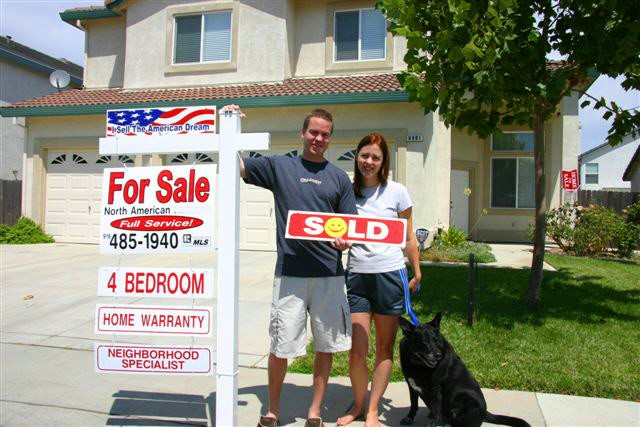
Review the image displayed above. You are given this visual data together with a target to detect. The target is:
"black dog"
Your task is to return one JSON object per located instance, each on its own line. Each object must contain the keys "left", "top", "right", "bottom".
{"left": 398, "top": 313, "right": 530, "bottom": 427}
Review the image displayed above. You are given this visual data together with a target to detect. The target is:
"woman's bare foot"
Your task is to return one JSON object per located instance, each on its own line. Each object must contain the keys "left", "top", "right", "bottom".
{"left": 363, "top": 410, "right": 380, "bottom": 427}
{"left": 336, "top": 405, "right": 364, "bottom": 426}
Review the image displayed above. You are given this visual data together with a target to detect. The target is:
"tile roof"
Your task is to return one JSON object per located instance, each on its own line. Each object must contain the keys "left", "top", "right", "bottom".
{"left": 5, "top": 73, "right": 404, "bottom": 110}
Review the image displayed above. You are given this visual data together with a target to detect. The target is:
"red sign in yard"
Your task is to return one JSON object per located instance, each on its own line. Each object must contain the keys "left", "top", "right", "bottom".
{"left": 98, "top": 267, "right": 214, "bottom": 299}
{"left": 562, "top": 169, "right": 580, "bottom": 191}
{"left": 285, "top": 210, "right": 407, "bottom": 248}
{"left": 95, "top": 304, "right": 212, "bottom": 336}
{"left": 95, "top": 343, "right": 213, "bottom": 375}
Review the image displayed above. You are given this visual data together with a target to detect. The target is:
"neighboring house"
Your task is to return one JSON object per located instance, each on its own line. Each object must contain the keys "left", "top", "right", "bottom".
{"left": 0, "top": 0, "right": 589, "bottom": 246}
{"left": 578, "top": 134, "right": 640, "bottom": 192}
{"left": 0, "top": 35, "right": 82, "bottom": 182}
{"left": 622, "top": 144, "right": 640, "bottom": 193}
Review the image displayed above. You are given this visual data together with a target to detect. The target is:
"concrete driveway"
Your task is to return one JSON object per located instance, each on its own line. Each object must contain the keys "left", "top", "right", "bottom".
{"left": 1, "top": 243, "right": 276, "bottom": 368}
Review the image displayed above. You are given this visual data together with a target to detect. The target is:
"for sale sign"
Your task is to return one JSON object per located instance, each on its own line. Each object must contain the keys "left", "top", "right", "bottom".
{"left": 106, "top": 106, "right": 216, "bottom": 138}
{"left": 95, "top": 343, "right": 213, "bottom": 375}
{"left": 562, "top": 169, "right": 580, "bottom": 191}
{"left": 285, "top": 210, "right": 407, "bottom": 248}
{"left": 100, "top": 164, "right": 216, "bottom": 254}
{"left": 95, "top": 304, "right": 213, "bottom": 336}
{"left": 98, "top": 267, "right": 214, "bottom": 299}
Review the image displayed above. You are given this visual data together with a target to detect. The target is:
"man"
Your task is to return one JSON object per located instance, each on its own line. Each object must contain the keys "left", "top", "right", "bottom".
{"left": 231, "top": 106, "right": 356, "bottom": 427}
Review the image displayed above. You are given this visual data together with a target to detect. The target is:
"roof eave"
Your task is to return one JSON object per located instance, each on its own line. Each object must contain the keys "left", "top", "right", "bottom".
{"left": 0, "top": 48, "right": 82, "bottom": 86}
{"left": 0, "top": 91, "right": 410, "bottom": 118}
{"left": 59, "top": 8, "right": 121, "bottom": 29}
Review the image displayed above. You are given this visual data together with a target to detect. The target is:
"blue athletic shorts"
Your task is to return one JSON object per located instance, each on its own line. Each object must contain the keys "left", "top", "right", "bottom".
{"left": 345, "top": 268, "right": 410, "bottom": 315}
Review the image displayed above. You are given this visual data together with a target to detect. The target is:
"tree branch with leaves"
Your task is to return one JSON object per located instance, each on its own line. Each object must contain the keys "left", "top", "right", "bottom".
{"left": 378, "top": 0, "right": 639, "bottom": 307}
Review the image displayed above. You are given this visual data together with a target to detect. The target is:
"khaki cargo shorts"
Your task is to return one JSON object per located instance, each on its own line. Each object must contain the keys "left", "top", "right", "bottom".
{"left": 269, "top": 275, "right": 352, "bottom": 359}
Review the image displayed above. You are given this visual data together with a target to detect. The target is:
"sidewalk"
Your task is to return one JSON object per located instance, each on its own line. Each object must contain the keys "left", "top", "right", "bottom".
{"left": 1, "top": 243, "right": 638, "bottom": 426}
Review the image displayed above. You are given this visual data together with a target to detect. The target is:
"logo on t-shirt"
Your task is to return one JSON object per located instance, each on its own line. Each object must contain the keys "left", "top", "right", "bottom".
{"left": 300, "top": 177, "right": 322, "bottom": 185}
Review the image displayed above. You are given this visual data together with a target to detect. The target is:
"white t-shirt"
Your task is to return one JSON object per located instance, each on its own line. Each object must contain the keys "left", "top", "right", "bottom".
{"left": 347, "top": 180, "right": 412, "bottom": 273}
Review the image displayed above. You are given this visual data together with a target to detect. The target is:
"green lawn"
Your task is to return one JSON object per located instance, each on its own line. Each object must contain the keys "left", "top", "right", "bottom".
{"left": 289, "top": 254, "right": 640, "bottom": 400}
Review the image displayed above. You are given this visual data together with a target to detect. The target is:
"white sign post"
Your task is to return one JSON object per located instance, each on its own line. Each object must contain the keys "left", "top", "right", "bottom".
{"left": 215, "top": 110, "right": 269, "bottom": 427}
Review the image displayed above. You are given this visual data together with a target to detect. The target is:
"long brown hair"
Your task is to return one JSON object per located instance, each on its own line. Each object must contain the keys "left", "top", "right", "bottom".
{"left": 353, "top": 133, "right": 390, "bottom": 198}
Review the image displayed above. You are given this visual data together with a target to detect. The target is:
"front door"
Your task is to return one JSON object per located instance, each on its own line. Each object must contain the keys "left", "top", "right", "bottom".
{"left": 450, "top": 169, "right": 470, "bottom": 234}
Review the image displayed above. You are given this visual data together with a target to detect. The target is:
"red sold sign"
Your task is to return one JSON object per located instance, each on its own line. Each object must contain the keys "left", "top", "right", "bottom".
{"left": 562, "top": 169, "right": 580, "bottom": 191}
{"left": 285, "top": 210, "right": 406, "bottom": 247}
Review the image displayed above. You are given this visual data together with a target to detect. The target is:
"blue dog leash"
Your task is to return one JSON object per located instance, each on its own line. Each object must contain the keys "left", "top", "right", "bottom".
{"left": 400, "top": 268, "right": 421, "bottom": 326}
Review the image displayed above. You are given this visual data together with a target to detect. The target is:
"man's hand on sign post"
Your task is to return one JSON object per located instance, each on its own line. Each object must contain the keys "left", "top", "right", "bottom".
{"left": 221, "top": 104, "right": 245, "bottom": 118}
{"left": 331, "top": 237, "right": 352, "bottom": 251}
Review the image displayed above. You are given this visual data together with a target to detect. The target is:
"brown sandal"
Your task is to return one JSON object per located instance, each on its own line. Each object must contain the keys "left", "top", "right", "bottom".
{"left": 304, "top": 417, "right": 324, "bottom": 427}
{"left": 257, "top": 415, "right": 278, "bottom": 427}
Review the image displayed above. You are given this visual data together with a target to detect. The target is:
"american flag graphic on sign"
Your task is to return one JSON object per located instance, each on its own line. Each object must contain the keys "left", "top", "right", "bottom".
{"left": 106, "top": 106, "right": 216, "bottom": 137}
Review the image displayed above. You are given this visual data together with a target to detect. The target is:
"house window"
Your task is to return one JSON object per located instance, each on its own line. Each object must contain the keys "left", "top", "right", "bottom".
{"left": 491, "top": 132, "right": 534, "bottom": 151}
{"left": 585, "top": 163, "right": 599, "bottom": 184}
{"left": 334, "top": 9, "right": 386, "bottom": 62}
{"left": 174, "top": 10, "right": 231, "bottom": 64}
{"left": 491, "top": 158, "right": 535, "bottom": 208}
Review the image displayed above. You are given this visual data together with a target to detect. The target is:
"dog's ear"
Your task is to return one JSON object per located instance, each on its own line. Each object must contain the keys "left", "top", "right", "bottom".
{"left": 429, "top": 312, "right": 442, "bottom": 329}
{"left": 398, "top": 316, "right": 415, "bottom": 336}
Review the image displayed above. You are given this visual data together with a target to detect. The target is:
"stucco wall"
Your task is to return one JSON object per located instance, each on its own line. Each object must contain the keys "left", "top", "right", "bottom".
{"left": 84, "top": 17, "right": 126, "bottom": 88}
{"left": 579, "top": 135, "right": 639, "bottom": 191}
{"left": 119, "top": 0, "right": 288, "bottom": 88}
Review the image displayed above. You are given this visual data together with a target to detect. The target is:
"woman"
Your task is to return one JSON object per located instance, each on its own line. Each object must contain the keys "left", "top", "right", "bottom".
{"left": 337, "top": 133, "right": 422, "bottom": 427}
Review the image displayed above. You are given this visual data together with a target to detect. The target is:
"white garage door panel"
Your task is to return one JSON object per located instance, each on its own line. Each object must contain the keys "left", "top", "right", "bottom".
{"left": 46, "top": 152, "right": 122, "bottom": 244}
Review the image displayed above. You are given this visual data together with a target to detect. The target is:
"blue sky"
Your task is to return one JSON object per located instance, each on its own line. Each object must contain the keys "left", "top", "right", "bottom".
{"left": 1, "top": 0, "right": 638, "bottom": 153}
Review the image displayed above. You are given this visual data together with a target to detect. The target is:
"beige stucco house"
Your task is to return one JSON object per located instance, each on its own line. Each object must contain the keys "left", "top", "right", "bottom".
{"left": 0, "top": 0, "right": 584, "bottom": 247}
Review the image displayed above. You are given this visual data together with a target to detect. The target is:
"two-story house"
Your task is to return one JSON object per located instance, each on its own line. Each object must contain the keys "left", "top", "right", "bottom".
{"left": 0, "top": 0, "right": 585, "bottom": 247}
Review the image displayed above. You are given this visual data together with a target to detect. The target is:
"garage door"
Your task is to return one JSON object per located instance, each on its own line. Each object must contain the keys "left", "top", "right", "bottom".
{"left": 45, "top": 151, "right": 133, "bottom": 243}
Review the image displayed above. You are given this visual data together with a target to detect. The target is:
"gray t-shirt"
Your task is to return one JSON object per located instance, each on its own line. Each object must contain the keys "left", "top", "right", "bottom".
{"left": 243, "top": 155, "right": 357, "bottom": 277}
{"left": 347, "top": 180, "right": 412, "bottom": 273}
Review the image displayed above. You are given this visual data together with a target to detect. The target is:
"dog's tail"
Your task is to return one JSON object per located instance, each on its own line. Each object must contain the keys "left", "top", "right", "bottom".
{"left": 485, "top": 412, "right": 531, "bottom": 427}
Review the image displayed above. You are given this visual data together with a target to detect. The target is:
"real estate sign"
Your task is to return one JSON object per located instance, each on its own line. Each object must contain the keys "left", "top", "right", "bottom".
{"left": 95, "top": 304, "right": 213, "bottom": 336}
{"left": 106, "top": 106, "right": 216, "bottom": 138}
{"left": 97, "top": 267, "right": 214, "bottom": 299}
{"left": 100, "top": 164, "right": 216, "bottom": 254}
{"left": 562, "top": 169, "right": 580, "bottom": 191}
{"left": 95, "top": 343, "right": 213, "bottom": 375}
{"left": 285, "top": 210, "right": 407, "bottom": 247}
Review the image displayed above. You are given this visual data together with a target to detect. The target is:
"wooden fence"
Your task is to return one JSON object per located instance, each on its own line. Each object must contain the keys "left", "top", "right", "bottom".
{"left": 577, "top": 190, "right": 640, "bottom": 214}
{"left": 0, "top": 180, "right": 22, "bottom": 226}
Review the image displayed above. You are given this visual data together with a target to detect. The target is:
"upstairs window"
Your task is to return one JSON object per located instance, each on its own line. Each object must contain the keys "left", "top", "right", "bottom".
{"left": 174, "top": 11, "right": 232, "bottom": 64}
{"left": 334, "top": 9, "right": 386, "bottom": 62}
{"left": 585, "top": 163, "right": 599, "bottom": 184}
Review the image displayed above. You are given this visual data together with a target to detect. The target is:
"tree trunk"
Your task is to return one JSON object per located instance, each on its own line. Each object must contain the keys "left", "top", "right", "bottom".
{"left": 528, "top": 106, "right": 547, "bottom": 308}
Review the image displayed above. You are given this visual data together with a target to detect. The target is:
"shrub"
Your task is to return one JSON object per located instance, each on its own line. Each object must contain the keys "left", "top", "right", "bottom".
{"left": 438, "top": 226, "right": 467, "bottom": 247}
{"left": 573, "top": 206, "right": 619, "bottom": 256}
{"left": 422, "top": 241, "right": 496, "bottom": 263}
{"left": 2, "top": 217, "right": 54, "bottom": 244}
{"left": 545, "top": 203, "right": 578, "bottom": 251}
{"left": 613, "top": 222, "right": 640, "bottom": 258}
{"left": 0, "top": 224, "right": 10, "bottom": 244}
{"left": 623, "top": 200, "right": 640, "bottom": 225}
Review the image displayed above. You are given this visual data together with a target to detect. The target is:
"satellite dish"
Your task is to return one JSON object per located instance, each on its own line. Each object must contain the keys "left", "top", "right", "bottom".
{"left": 49, "top": 70, "right": 70, "bottom": 92}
